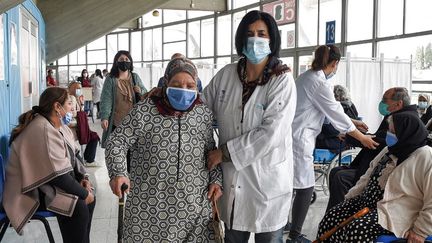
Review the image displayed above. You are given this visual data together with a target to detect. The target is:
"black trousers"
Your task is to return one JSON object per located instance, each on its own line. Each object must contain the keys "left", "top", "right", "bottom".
{"left": 56, "top": 198, "right": 96, "bottom": 243}
{"left": 289, "top": 187, "right": 314, "bottom": 239}
{"left": 325, "top": 166, "right": 357, "bottom": 212}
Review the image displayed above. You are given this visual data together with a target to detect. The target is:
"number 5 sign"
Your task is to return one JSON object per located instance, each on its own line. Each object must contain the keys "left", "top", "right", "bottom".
{"left": 326, "top": 21, "right": 336, "bottom": 44}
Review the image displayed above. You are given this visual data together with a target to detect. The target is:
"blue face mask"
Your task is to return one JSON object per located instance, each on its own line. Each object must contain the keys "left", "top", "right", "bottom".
{"left": 418, "top": 101, "right": 428, "bottom": 109}
{"left": 385, "top": 131, "right": 398, "bottom": 147}
{"left": 166, "top": 87, "right": 197, "bottom": 111}
{"left": 60, "top": 106, "right": 73, "bottom": 126}
{"left": 378, "top": 101, "right": 390, "bottom": 116}
{"left": 242, "top": 37, "right": 271, "bottom": 64}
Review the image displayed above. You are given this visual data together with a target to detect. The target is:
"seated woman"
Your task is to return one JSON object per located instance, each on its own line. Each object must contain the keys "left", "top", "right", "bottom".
{"left": 418, "top": 93, "right": 432, "bottom": 127}
{"left": 3, "top": 87, "right": 96, "bottom": 243}
{"left": 317, "top": 109, "right": 432, "bottom": 242}
{"left": 105, "top": 57, "right": 223, "bottom": 242}
{"left": 315, "top": 85, "right": 360, "bottom": 152}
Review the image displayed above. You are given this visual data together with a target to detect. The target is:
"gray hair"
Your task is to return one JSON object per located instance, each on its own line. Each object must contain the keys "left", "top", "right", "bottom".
{"left": 391, "top": 87, "right": 410, "bottom": 107}
{"left": 333, "top": 85, "right": 350, "bottom": 102}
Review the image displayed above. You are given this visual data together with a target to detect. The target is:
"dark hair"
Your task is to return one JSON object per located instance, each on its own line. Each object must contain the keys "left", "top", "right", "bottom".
{"left": 235, "top": 10, "right": 281, "bottom": 58}
{"left": 109, "top": 50, "right": 134, "bottom": 78}
{"left": 80, "top": 69, "right": 88, "bottom": 79}
{"left": 95, "top": 69, "right": 103, "bottom": 79}
{"left": 311, "top": 45, "right": 341, "bottom": 71}
{"left": 9, "top": 87, "right": 69, "bottom": 146}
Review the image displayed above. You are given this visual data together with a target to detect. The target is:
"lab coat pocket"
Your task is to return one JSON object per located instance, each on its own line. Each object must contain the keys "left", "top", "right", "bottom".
{"left": 258, "top": 161, "right": 291, "bottom": 201}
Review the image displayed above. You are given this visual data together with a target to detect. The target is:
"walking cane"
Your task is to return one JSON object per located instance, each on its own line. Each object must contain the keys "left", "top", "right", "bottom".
{"left": 313, "top": 207, "right": 369, "bottom": 243}
{"left": 117, "top": 183, "right": 128, "bottom": 243}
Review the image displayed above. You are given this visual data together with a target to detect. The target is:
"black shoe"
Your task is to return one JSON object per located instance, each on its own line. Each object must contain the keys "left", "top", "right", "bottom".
{"left": 286, "top": 235, "right": 312, "bottom": 243}
{"left": 283, "top": 222, "right": 292, "bottom": 233}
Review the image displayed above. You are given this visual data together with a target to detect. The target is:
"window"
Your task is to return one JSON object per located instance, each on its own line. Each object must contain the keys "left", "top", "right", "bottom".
{"left": 164, "top": 42, "right": 186, "bottom": 60}
{"left": 188, "top": 21, "right": 200, "bottom": 58}
{"left": 163, "top": 10, "right": 186, "bottom": 24}
{"left": 87, "top": 50, "right": 106, "bottom": 64}
{"left": 164, "top": 23, "right": 186, "bottom": 43}
{"left": 346, "top": 43, "right": 372, "bottom": 58}
{"left": 201, "top": 18, "right": 214, "bottom": 57}
{"left": 319, "top": 0, "right": 341, "bottom": 44}
{"left": 107, "top": 35, "right": 117, "bottom": 62}
{"left": 217, "top": 15, "right": 231, "bottom": 55}
{"left": 153, "top": 28, "right": 162, "bottom": 60}
{"left": 118, "top": 33, "right": 129, "bottom": 51}
{"left": 87, "top": 36, "right": 106, "bottom": 50}
{"left": 279, "top": 24, "right": 296, "bottom": 49}
{"left": 377, "top": 0, "right": 403, "bottom": 37}
{"left": 188, "top": 10, "right": 213, "bottom": 19}
{"left": 131, "top": 31, "right": 142, "bottom": 61}
{"left": 405, "top": 0, "right": 432, "bottom": 34}
{"left": 347, "top": 0, "right": 373, "bottom": 41}
{"left": 68, "top": 50, "right": 77, "bottom": 65}
{"left": 298, "top": 0, "right": 318, "bottom": 47}
{"left": 143, "top": 30, "right": 153, "bottom": 61}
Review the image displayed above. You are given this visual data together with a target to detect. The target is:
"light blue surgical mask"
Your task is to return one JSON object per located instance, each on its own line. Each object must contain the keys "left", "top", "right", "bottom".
{"left": 385, "top": 131, "right": 398, "bottom": 147}
{"left": 75, "top": 88, "right": 82, "bottom": 96}
{"left": 378, "top": 101, "right": 390, "bottom": 116}
{"left": 166, "top": 87, "right": 197, "bottom": 111}
{"left": 60, "top": 106, "right": 73, "bottom": 126}
{"left": 242, "top": 37, "right": 271, "bottom": 64}
{"left": 418, "top": 101, "right": 428, "bottom": 109}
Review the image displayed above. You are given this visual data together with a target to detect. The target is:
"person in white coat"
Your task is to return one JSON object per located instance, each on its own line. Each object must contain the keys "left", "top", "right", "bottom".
{"left": 91, "top": 69, "right": 104, "bottom": 118}
{"left": 287, "top": 45, "right": 378, "bottom": 243}
{"left": 204, "top": 10, "right": 297, "bottom": 243}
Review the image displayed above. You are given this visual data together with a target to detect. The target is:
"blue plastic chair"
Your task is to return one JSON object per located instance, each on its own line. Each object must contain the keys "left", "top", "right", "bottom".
{"left": 313, "top": 148, "right": 360, "bottom": 197}
{"left": 375, "top": 235, "right": 432, "bottom": 243}
{"left": 0, "top": 154, "right": 56, "bottom": 242}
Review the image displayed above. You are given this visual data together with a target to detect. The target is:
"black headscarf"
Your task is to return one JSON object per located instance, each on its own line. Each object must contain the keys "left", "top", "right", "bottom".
{"left": 388, "top": 110, "right": 428, "bottom": 165}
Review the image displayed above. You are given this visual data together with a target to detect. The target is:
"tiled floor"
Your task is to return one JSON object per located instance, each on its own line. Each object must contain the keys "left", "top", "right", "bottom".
{"left": 2, "top": 118, "right": 328, "bottom": 243}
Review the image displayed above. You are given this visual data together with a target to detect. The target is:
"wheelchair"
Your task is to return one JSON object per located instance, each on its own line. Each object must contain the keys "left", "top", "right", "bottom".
{"left": 375, "top": 235, "right": 432, "bottom": 243}
{"left": 311, "top": 147, "right": 361, "bottom": 204}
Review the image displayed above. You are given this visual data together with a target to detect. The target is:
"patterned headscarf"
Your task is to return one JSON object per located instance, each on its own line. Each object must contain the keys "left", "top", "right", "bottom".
{"left": 160, "top": 57, "right": 198, "bottom": 87}
{"left": 150, "top": 57, "right": 202, "bottom": 117}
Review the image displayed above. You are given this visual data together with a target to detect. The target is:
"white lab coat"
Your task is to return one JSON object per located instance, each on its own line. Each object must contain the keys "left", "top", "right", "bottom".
{"left": 203, "top": 63, "right": 297, "bottom": 233}
{"left": 92, "top": 76, "right": 104, "bottom": 103}
{"left": 292, "top": 69, "right": 355, "bottom": 189}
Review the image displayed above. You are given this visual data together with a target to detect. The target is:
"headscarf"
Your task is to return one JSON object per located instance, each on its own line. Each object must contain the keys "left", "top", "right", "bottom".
{"left": 418, "top": 93, "right": 430, "bottom": 104}
{"left": 150, "top": 57, "right": 202, "bottom": 116}
{"left": 388, "top": 110, "right": 428, "bottom": 165}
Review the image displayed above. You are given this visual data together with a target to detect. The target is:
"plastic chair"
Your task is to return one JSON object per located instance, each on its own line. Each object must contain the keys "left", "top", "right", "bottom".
{"left": 375, "top": 235, "right": 432, "bottom": 243}
{"left": 0, "top": 154, "right": 56, "bottom": 242}
{"left": 313, "top": 147, "right": 361, "bottom": 196}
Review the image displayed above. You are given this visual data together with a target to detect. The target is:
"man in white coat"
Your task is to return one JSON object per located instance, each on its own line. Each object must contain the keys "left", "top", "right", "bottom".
{"left": 204, "top": 10, "right": 296, "bottom": 243}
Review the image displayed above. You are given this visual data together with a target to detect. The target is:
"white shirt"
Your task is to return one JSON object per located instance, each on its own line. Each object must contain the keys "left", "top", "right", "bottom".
{"left": 92, "top": 76, "right": 104, "bottom": 103}
{"left": 203, "top": 63, "right": 297, "bottom": 232}
{"left": 292, "top": 69, "right": 355, "bottom": 189}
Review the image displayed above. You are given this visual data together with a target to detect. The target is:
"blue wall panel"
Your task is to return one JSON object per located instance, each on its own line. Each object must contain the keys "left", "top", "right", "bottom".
{"left": 0, "top": 0, "right": 45, "bottom": 160}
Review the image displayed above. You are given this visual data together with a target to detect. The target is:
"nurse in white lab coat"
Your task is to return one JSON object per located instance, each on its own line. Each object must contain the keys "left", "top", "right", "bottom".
{"left": 203, "top": 10, "right": 297, "bottom": 243}
{"left": 286, "top": 45, "right": 378, "bottom": 243}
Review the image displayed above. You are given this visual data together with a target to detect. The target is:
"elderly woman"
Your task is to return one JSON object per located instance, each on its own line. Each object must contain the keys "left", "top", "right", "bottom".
{"left": 105, "top": 57, "right": 223, "bottom": 242}
{"left": 317, "top": 109, "right": 432, "bottom": 242}
{"left": 418, "top": 93, "right": 432, "bottom": 125}
{"left": 3, "top": 87, "right": 95, "bottom": 243}
{"left": 316, "top": 85, "right": 360, "bottom": 152}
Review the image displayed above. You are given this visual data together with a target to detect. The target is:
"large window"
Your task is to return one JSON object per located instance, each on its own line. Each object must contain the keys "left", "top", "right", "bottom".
{"left": 347, "top": 0, "right": 373, "bottom": 42}
{"left": 53, "top": 1, "right": 432, "bottom": 84}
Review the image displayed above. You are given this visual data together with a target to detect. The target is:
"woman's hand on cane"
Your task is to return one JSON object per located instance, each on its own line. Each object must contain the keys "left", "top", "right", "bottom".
{"left": 110, "top": 176, "right": 130, "bottom": 198}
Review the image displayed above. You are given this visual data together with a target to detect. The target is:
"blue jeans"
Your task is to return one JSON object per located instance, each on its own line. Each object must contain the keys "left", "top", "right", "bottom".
{"left": 225, "top": 225, "right": 284, "bottom": 243}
